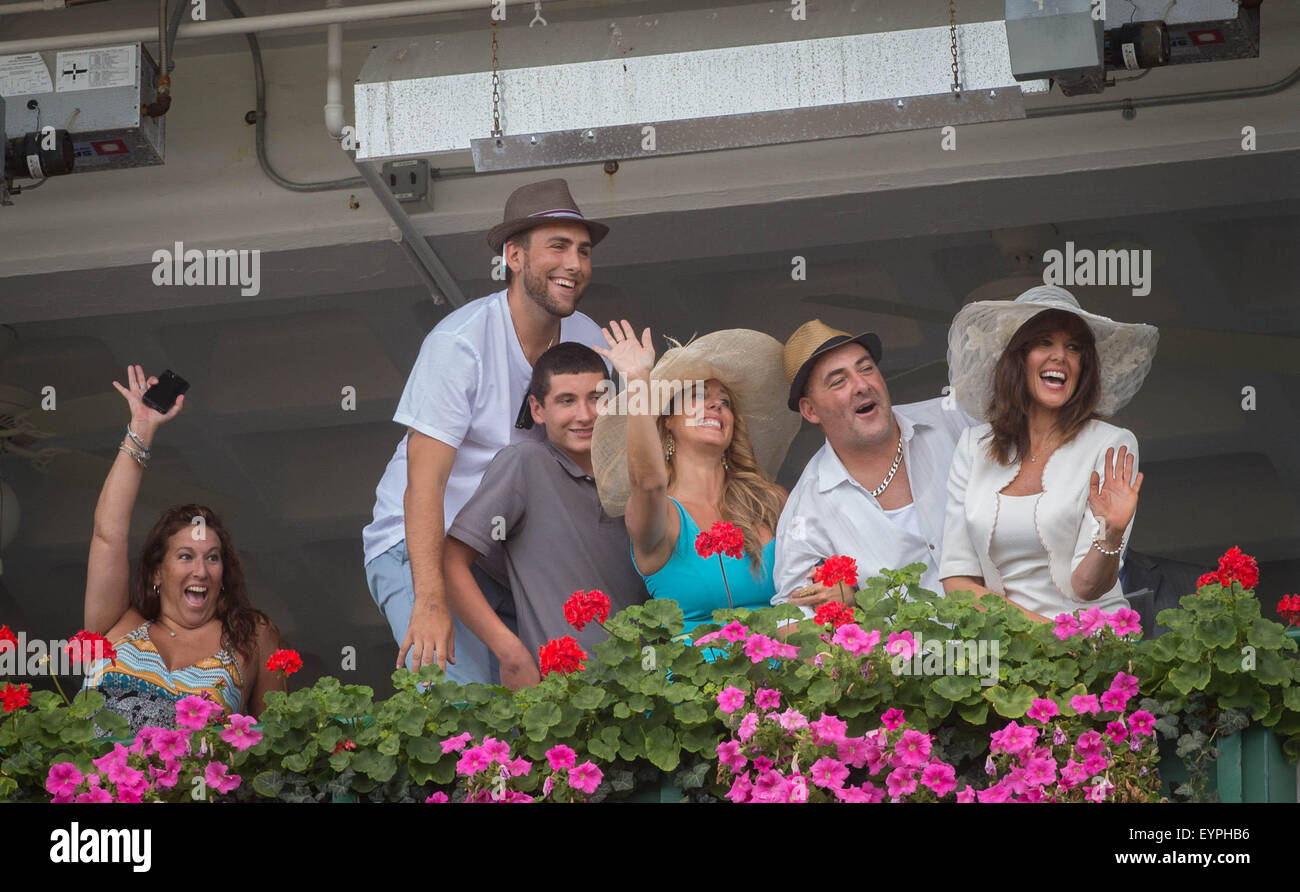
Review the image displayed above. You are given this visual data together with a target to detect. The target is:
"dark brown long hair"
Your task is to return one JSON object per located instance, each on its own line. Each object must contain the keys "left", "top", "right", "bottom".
{"left": 658, "top": 389, "right": 785, "bottom": 574}
{"left": 985, "top": 309, "right": 1102, "bottom": 465}
{"left": 131, "top": 504, "right": 274, "bottom": 661}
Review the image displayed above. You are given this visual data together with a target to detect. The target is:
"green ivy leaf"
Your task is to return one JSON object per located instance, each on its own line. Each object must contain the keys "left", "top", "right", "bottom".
{"left": 1247, "top": 619, "right": 1287, "bottom": 650}
{"left": 1194, "top": 614, "right": 1238, "bottom": 650}
{"left": 1168, "top": 661, "right": 1211, "bottom": 695}
{"left": 643, "top": 725, "right": 681, "bottom": 772}
{"left": 253, "top": 770, "right": 284, "bottom": 797}
{"left": 984, "top": 684, "right": 1036, "bottom": 719}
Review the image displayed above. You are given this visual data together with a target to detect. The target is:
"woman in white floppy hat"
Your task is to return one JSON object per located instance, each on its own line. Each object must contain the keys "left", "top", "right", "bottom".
{"left": 591, "top": 321, "right": 801, "bottom": 633}
{"left": 939, "top": 285, "right": 1159, "bottom": 622}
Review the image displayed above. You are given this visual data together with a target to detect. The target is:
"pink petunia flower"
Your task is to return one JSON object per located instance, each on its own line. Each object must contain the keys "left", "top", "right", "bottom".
{"left": 1053, "top": 613, "right": 1081, "bottom": 640}
{"left": 542, "top": 776, "right": 555, "bottom": 798}
{"left": 1026, "top": 698, "right": 1059, "bottom": 723}
{"left": 955, "top": 784, "right": 976, "bottom": 803}
{"left": 204, "top": 761, "right": 241, "bottom": 795}
{"left": 717, "top": 686, "right": 747, "bottom": 714}
{"left": 1083, "top": 754, "right": 1109, "bottom": 776}
{"left": 76, "top": 786, "right": 113, "bottom": 803}
{"left": 1059, "top": 759, "right": 1088, "bottom": 790}
{"left": 220, "top": 714, "right": 262, "bottom": 751}
{"left": 720, "top": 621, "right": 750, "bottom": 643}
{"left": 425, "top": 792, "right": 449, "bottom": 803}
{"left": 788, "top": 775, "right": 810, "bottom": 803}
{"left": 1107, "top": 607, "right": 1142, "bottom": 637}
{"left": 885, "top": 767, "right": 919, "bottom": 799}
{"left": 92, "top": 744, "right": 131, "bottom": 785}
{"left": 692, "top": 630, "right": 723, "bottom": 646}
{"left": 834, "top": 784, "right": 875, "bottom": 803}
{"left": 725, "top": 772, "right": 753, "bottom": 803}
{"left": 506, "top": 757, "right": 531, "bottom": 778}
{"left": 1085, "top": 778, "right": 1114, "bottom": 803}
{"left": 456, "top": 746, "right": 492, "bottom": 776}
{"left": 776, "top": 708, "right": 809, "bottom": 732}
{"left": 920, "top": 761, "right": 957, "bottom": 797}
{"left": 1128, "top": 709, "right": 1156, "bottom": 737}
{"left": 1100, "top": 689, "right": 1129, "bottom": 713}
{"left": 754, "top": 688, "right": 781, "bottom": 711}
{"left": 737, "top": 712, "right": 760, "bottom": 742}
{"left": 153, "top": 760, "right": 181, "bottom": 790}
{"left": 880, "top": 708, "right": 905, "bottom": 730}
{"left": 716, "top": 741, "right": 748, "bottom": 771}
{"left": 480, "top": 736, "right": 512, "bottom": 764}
{"left": 1105, "top": 721, "right": 1128, "bottom": 744}
{"left": 809, "top": 757, "right": 850, "bottom": 791}
{"left": 743, "top": 634, "right": 776, "bottom": 664}
{"left": 1109, "top": 671, "right": 1140, "bottom": 699}
{"left": 568, "top": 761, "right": 603, "bottom": 795}
{"left": 46, "top": 762, "right": 83, "bottom": 799}
{"left": 1074, "top": 730, "right": 1105, "bottom": 758}
{"left": 809, "top": 713, "right": 848, "bottom": 745}
{"left": 545, "top": 745, "right": 577, "bottom": 771}
{"left": 831, "top": 623, "right": 875, "bottom": 656}
{"left": 1023, "top": 756, "right": 1058, "bottom": 788}
{"left": 885, "top": 630, "right": 916, "bottom": 660}
{"left": 894, "top": 729, "right": 932, "bottom": 769}
{"left": 837, "top": 737, "right": 869, "bottom": 769}
{"left": 175, "top": 695, "right": 219, "bottom": 731}
{"left": 751, "top": 769, "right": 790, "bottom": 803}
{"left": 975, "top": 780, "right": 1011, "bottom": 803}
{"left": 441, "top": 732, "right": 473, "bottom": 754}
{"left": 1077, "top": 606, "right": 1108, "bottom": 637}
{"left": 990, "top": 721, "right": 1039, "bottom": 756}
{"left": 1070, "top": 694, "right": 1101, "bottom": 716}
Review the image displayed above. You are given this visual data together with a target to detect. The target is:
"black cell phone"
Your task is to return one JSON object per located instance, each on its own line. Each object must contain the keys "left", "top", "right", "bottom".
{"left": 142, "top": 369, "right": 190, "bottom": 414}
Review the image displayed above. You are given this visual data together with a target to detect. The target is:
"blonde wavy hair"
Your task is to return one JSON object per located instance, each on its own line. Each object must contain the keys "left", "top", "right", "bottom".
{"left": 657, "top": 387, "right": 784, "bottom": 574}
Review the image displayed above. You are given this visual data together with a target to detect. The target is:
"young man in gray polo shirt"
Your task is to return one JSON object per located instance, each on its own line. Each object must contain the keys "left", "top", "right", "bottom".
{"left": 444, "top": 343, "right": 649, "bottom": 689}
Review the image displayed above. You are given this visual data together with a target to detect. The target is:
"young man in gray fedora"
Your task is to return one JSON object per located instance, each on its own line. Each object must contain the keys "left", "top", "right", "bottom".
{"left": 363, "top": 179, "right": 610, "bottom": 684}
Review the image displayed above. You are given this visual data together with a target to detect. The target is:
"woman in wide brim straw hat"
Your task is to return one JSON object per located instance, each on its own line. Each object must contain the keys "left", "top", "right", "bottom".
{"left": 939, "top": 285, "right": 1159, "bottom": 623}
{"left": 592, "top": 322, "right": 801, "bottom": 634}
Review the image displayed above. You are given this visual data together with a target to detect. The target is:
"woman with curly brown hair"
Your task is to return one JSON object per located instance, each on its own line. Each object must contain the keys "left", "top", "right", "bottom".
{"left": 591, "top": 322, "right": 800, "bottom": 634}
{"left": 940, "top": 287, "right": 1159, "bottom": 622}
{"left": 81, "top": 366, "right": 284, "bottom": 735}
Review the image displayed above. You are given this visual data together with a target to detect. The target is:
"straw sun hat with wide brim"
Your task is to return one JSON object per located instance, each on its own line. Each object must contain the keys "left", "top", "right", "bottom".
{"left": 947, "top": 285, "right": 1159, "bottom": 421}
{"left": 592, "top": 329, "right": 801, "bottom": 518}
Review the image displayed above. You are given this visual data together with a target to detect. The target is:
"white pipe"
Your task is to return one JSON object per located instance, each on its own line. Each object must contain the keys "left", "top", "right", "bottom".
{"left": 324, "top": 0, "right": 345, "bottom": 140}
{"left": 0, "top": 0, "right": 65, "bottom": 14}
{"left": 0, "top": 0, "right": 514, "bottom": 54}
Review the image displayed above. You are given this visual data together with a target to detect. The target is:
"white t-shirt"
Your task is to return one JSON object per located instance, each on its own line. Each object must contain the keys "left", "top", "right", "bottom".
{"left": 362, "top": 289, "right": 607, "bottom": 567}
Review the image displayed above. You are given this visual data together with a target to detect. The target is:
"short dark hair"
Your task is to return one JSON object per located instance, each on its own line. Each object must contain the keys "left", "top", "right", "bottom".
{"left": 503, "top": 231, "right": 531, "bottom": 286}
{"left": 529, "top": 342, "right": 606, "bottom": 404}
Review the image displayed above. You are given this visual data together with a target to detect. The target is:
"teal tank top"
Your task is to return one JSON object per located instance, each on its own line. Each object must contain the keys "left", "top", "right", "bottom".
{"left": 633, "top": 497, "right": 777, "bottom": 633}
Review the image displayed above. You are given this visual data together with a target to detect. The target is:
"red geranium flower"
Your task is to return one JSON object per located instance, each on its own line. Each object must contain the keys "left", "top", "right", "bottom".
{"left": 563, "top": 590, "right": 612, "bottom": 631}
{"left": 1278, "top": 595, "right": 1300, "bottom": 628}
{"left": 265, "top": 649, "right": 303, "bottom": 675}
{"left": 813, "top": 602, "right": 856, "bottom": 629}
{"left": 813, "top": 555, "right": 859, "bottom": 590}
{"left": 332, "top": 738, "right": 358, "bottom": 755}
{"left": 0, "top": 625, "right": 16, "bottom": 653}
{"left": 695, "top": 522, "right": 743, "bottom": 560}
{"left": 65, "top": 630, "right": 117, "bottom": 665}
{"left": 1198, "top": 546, "right": 1260, "bottom": 592}
{"left": 538, "top": 636, "right": 587, "bottom": 677}
{"left": 1, "top": 682, "right": 30, "bottom": 712}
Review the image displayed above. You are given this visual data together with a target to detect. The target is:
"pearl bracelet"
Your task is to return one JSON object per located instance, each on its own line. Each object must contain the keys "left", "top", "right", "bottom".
{"left": 1091, "top": 536, "right": 1124, "bottom": 556}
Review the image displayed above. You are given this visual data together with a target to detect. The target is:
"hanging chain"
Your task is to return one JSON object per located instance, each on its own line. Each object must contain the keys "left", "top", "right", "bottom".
{"left": 949, "top": 0, "right": 960, "bottom": 94}
{"left": 490, "top": 22, "right": 502, "bottom": 138}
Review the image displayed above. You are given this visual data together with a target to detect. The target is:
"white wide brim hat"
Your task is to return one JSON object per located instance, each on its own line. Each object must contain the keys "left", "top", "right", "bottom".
{"left": 947, "top": 285, "right": 1159, "bottom": 421}
{"left": 592, "top": 329, "right": 801, "bottom": 517}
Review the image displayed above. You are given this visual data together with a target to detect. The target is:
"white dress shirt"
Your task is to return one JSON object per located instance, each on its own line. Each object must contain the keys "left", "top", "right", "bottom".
{"left": 773, "top": 398, "right": 975, "bottom": 612}
{"left": 939, "top": 419, "right": 1135, "bottom": 617}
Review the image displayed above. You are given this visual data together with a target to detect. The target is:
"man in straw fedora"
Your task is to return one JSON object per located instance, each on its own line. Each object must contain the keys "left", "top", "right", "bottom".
{"left": 773, "top": 320, "right": 975, "bottom": 616}
{"left": 362, "top": 178, "right": 610, "bottom": 684}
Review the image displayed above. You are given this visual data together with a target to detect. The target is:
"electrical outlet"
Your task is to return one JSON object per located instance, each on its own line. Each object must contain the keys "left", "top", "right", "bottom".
{"left": 380, "top": 158, "right": 429, "bottom": 203}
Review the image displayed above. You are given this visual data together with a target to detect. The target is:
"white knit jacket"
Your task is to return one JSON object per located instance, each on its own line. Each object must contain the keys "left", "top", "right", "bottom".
{"left": 939, "top": 418, "right": 1137, "bottom": 615}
